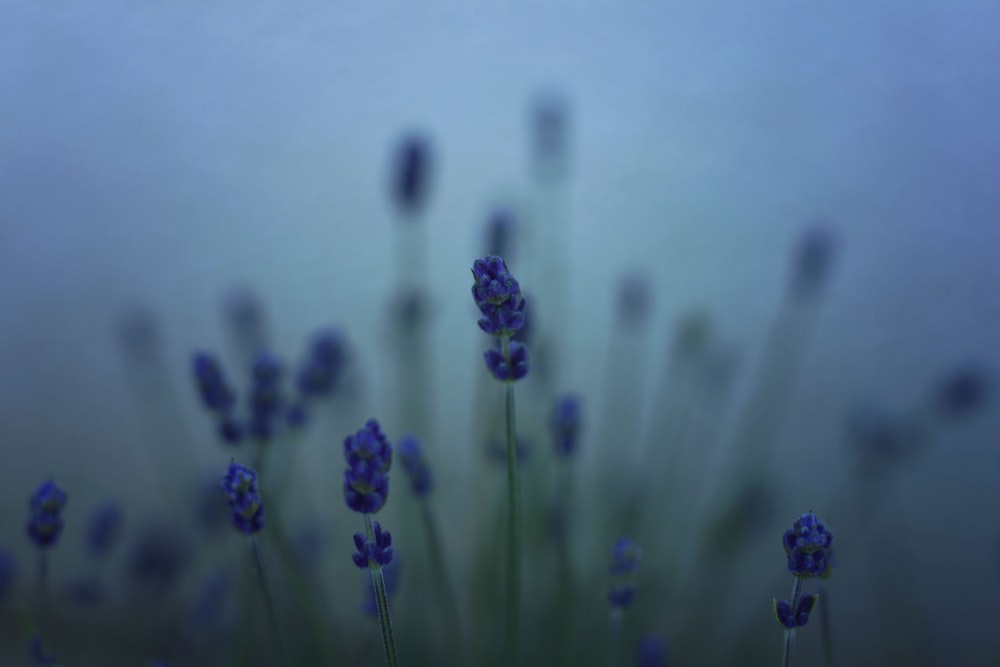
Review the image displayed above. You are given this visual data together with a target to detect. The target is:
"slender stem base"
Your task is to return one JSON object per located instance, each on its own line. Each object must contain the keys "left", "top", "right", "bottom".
{"left": 251, "top": 537, "right": 289, "bottom": 667}
{"left": 607, "top": 609, "right": 623, "bottom": 667}
{"left": 421, "top": 500, "right": 464, "bottom": 661}
{"left": 364, "top": 514, "right": 399, "bottom": 667}
{"left": 502, "top": 335, "right": 522, "bottom": 667}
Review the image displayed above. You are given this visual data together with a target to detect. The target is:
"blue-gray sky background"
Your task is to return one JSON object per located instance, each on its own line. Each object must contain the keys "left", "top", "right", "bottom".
{"left": 1, "top": 1, "right": 999, "bottom": 663}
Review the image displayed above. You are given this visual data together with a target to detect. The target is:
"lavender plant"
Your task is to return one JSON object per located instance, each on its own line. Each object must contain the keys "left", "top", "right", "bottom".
{"left": 774, "top": 512, "right": 833, "bottom": 667}
{"left": 219, "top": 461, "right": 288, "bottom": 667}
{"left": 344, "top": 419, "right": 399, "bottom": 667}
{"left": 472, "top": 254, "right": 529, "bottom": 666}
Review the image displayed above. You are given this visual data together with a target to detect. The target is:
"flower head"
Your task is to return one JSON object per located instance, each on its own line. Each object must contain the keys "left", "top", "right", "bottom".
{"left": 352, "top": 521, "right": 394, "bottom": 569}
{"left": 608, "top": 536, "right": 640, "bottom": 609}
{"left": 220, "top": 462, "right": 264, "bottom": 535}
{"left": 343, "top": 419, "right": 393, "bottom": 514}
{"left": 551, "top": 394, "right": 582, "bottom": 457}
{"left": 637, "top": 633, "right": 668, "bottom": 667}
{"left": 783, "top": 512, "right": 834, "bottom": 578}
{"left": 86, "top": 501, "right": 123, "bottom": 559}
{"left": 27, "top": 480, "right": 67, "bottom": 549}
{"left": 774, "top": 592, "right": 818, "bottom": 629}
{"left": 192, "top": 353, "right": 236, "bottom": 413}
{"left": 398, "top": 436, "right": 434, "bottom": 497}
{"left": 296, "top": 328, "right": 348, "bottom": 399}
{"left": 471, "top": 256, "right": 526, "bottom": 337}
{"left": 247, "top": 351, "right": 285, "bottom": 441}
{"left": 391, "top": 133, "right": 432, "bottom": 214}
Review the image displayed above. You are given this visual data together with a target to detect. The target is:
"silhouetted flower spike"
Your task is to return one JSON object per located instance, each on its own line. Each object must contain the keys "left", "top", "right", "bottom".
{"left": 391, "top": 133, "right": 433, "bottom": 214}
{"left": 248, "top": 350, "right": 285, "bottom": 441}
{"left": 352, "top": 521, "right": 394, "bottom": 569}
{"left": 934, "top": 364, "right": 991, "bottom": 419}
{"left": 27, "top": 480, "right": 67, "bottom": 549}
{"left": 790, "top": 223, "right": 837, "bottom": 298}
{"left": 398, "top": 437, "right": 434, "bottom": 497}
{"left": 617, "top": 274, "right": 652, "bottom": 329}
{"left": 484, "top": 341, "right": 529, "bottom": 381}
{"left": 343, "top": 419, "right": 393, "bottom": 514}
{"left": 297, "top": 329, "right": 347, "bottom": 398}
{"left": 637, "top": 633, "right": 668, "bottom": 667}
{"left": 471, "top": 256, "right": 526, "bottom": 337}
{"left": 551, "top": 394, "right": 582, "bottom": 457}
{"left": 485, "top": 206, "right": 518, "bottom": 260}
{"left": 220, "top": 462, "right": 264, "bottom": 535}
{"left": 192, "top": 353, "right": 236, "bottom": 413}
{"left": 85, "top": 501, "right": 123, "bottom": 558}
{"left": 783, "top": 512, "right": 834, "bottom": 578}
{"left": 608, "top": 536, "right": 640, "bottom": 609}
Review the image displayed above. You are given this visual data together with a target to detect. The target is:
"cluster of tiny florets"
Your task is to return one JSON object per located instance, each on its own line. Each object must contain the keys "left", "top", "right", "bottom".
{"left": 471, "top": 256, "right": 526, "bottom": 338}
{"left": 219, "top": 462, "right": 264, "bottom": 535}
{"left": 343, "top": 419, "right": 393, "bottom": 514}
{"left": 27, "top": 480, "right": 68, "bottom": 549}
{"left": 352, "top": 521, "right": 395, "bottom": 569}
{"left": 783, "top": 511, "right": 834, "bottom": 578}
{"left": 774, "top": 592, "right": 819, "bottom": 629}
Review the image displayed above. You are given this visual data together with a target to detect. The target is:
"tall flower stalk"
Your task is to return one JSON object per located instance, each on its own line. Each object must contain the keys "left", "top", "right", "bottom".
{"left": 398, "top": 436, "right": 464, "bottom": 661}
{"left": 220, "top": 461, "right": 288, "bottom": 667}
{"left": 27, "top": 480, "right": 67, "bottom": 629}
{"left": 471, "top": 256, "right": 529, "bottom": 667}
{"left": 343, "top": 419, "right": 399, "bottom": 667}
{"left": 773, "top": 511, "right": 834, "bottom": 667}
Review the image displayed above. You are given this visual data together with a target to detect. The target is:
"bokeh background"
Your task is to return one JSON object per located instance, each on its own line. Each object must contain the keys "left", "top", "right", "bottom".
{"left": 1, "top": 1, "right": 999, "bottom": 666}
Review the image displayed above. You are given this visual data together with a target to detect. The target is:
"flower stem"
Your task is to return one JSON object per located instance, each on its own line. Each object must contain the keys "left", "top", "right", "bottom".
{"left": 607, "top": 608, "right": 623, "bottom": 667}
{"left": 421, "top": 499, "right": 464, "bottom": 661}
{"left": 35, "top": 550, "right": 50, "bottom": 634}
{"left": 251, "top": 536, "right": 289, "bottom": 667}
{"left": 501, "top": 335, "right": 522, "bottom": 667}
{"left": 782, "top": 577, "right": 804, "bottom": 667}
{"left": 364, "top": 514, "right": 399, "bottom": 667}
{"left": 819, "top": 583, "right": 835, "bottom": 667}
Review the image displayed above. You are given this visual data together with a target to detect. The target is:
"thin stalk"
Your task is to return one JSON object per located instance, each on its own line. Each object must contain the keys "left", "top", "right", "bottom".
{"left": 36, "top": 550, "right": 49, "bottom": 629}
{"left": 501, "top": 335, "right": 522, "bottom": 667}
{"left": 554, "top": 464, "right": 574, "bottom": 665}
{"left": 819, "top": 584, "right": 835, "bottom": 667}
{"left": 364, "top": 514, "right": 399, "bottom": 667}
{"left": 420, "top": 500, "right": 464, "bottom": 661}
{"left": 607, "top": 609, "right": 623, "bottom": 667}
{"left": 251, "top": 537, "right": 289, "bottom": 667}
{"left": 782, "top": 577, "right": 804, "bottom": 667}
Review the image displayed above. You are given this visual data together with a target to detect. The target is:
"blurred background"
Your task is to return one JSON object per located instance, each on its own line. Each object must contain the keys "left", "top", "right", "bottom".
{"left": 1, "top": 1, "right": 999, "bottom": 666}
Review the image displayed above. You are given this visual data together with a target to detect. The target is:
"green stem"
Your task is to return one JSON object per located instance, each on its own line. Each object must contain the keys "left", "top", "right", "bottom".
{"left": 251, "top": 536, "right": 289, "bottom": 667}
{"left": 782, "top": 577, "right": 803, "bottom": 667}
{"left": 364, "top": 514, "right": 399, "bottom": 667}
{"left": 819, "top": 584, "right": 835, "bottom": 667}
{"left": 501, "top": 335, "right": 522, "bottom": 667}
{"left": 607, "top": 609, "right": 623, "bottom": 667}
{"left": 36, "top": 550, "right": 49, "bottom": 631}
{"left": 421, "top": 500, "right": 464, "bottom": 661}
